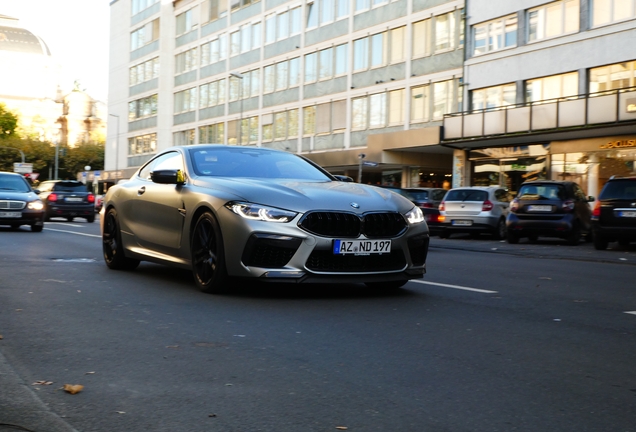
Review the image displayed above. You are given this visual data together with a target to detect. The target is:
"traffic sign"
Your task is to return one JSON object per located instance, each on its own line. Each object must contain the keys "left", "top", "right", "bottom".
{"left": 362, "top": 161, "right": 379, "bottom": 167}
{"left": 13, "top": 163, "right": 33, "bottom": 174}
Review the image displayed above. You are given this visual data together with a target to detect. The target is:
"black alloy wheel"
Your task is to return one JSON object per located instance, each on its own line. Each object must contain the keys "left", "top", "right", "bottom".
{"left": 493, "top": 218, "right": 506, "bottom": 240}
{"left": 103, "top": 208, "right": 140, "bottom": 270}
{"left": 191, "top": 212, "right": 228, "bottom": 294}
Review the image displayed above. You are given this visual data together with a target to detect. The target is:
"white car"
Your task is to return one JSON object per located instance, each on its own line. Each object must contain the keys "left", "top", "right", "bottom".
{"left": 438, "top": 186, "right": 511, "bottom": 239}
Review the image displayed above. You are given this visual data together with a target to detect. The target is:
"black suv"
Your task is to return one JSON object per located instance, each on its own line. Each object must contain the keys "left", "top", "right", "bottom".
{"left": 38, "top": 180, "right": 95, "bottom": 222}
{"left": 506, "top": 180, "right": 594, "bottom": 245}
{"left": 591, "top": 177, "right": 636, "bottom": 250}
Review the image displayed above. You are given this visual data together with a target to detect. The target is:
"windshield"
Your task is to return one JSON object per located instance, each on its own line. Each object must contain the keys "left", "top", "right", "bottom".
{"left": 189, "top": 147, "right": 332, "bottom": 181}
{"left": 0, "top": 174, "right": 31, "bottom": 192}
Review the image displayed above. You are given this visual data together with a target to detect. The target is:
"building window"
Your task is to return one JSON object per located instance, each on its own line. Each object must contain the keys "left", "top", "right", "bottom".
{"left": 589, "top": 61, "right": 636, "bottom": 92}
{"left": 264, "top": 58, "right": 300, "bottom": 92}
{"left": 412, "top": 18, "right": 431, "bottom": 58}
{"left": 132, "top": 0, "right": 160, "bottom": 16}
{"left": 435, "top": 12, "right": 456, "bottom": 52}
{"left": 199, "top": 79, "right": 227, "bottom": 108}
{"left": 176, "top": 9, "right": 197, "bottom": 37}
{"left": 388, "top": 89, "right": 404, "bottom": 125}
{"left": 231, "top": 0, "right": 260, "bottom": 12}
{"left": 353, "top": 28, "right": 404, "bottom": 72}
{"left": 128, "top": 133, "right": 157, "bottom": 155}
{"left": 305, "top": 53, "right": 318, "bottom": 83}
{"left": 526, "top": 72, "right": 579, "bottom": 102}
{"left": 202, "top": 0, "right": 229, "bottom": 23}
{"left": 352, "top": 97, "right": 368, "bottom": 130}
{"left": 199, "top": 122, "right": 225, "bottom": 144}
{"left": 129, "top": 57, "right": 159, "bottom": 86}
{"left": 369, "top": 93, "right": 387, "bottom": 128}
{"left": 131, "top": 19, "right": 160, "bottom": 51}
{"left": 200, "top": 34, "right": 228, "bottom": 67}
{"left": 128, "top": 95, "right": 158, "bottom": 121}
{"left": 472, "top": 14, "right": 518, "bottom": 56}
{"left": 411, "top": 85, "right": 430, "bottom": 123}
{"left": 433, "top": 80, "right": 455, "bottom": 119}
{"left": 303, "top": 106, "right": 316, "bottom": 135}
{"left": 175, "top": 48, "right": 198, "bottom": 75}
{"left": 528, "top": 0, "right": 579, "bottom": 42}
{"left": 174, "top": 129, "right": 195, "bottom": 146}
{"left": 307, "top": 0, "right": 348, "bottom": 29}
{"left": 471, "top": 84, "right": 517, "bottom": 111}
{"left": 316, "top": 44, "right": 348, "bottom": 80}
{"left": 592, "top": 0, "right": 636, "bottom": 26}
{"left": 266, "top": 7, "right": 302, "bottom": 44}
{"left": 174, "top": 88, "right": 197, "bottom": 114}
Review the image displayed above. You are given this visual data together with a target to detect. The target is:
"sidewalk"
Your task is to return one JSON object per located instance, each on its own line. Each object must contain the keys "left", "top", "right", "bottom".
{"left": 429, "top": 234, "right": 636, "bottom": 265}
{"left": 0, "top": 350, "right": 79, "bottom": 432}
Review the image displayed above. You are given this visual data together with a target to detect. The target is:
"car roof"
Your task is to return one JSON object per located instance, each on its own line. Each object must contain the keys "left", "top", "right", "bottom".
{"left": 521, "top": 180, "right": 572, "bottom": 186}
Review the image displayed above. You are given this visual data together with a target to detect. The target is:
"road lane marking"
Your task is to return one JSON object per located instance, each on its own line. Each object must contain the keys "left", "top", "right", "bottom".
{"left": 411, "top": 280, "right": 498, "bottom": 294}
{"left": 45, "top": 222, "right": 85, "bottom": 227}
{"left": 624, "top": 311, "right": 636, "bottom": 316}
{"left": 44, "top": 228, "right": 101, "bottom": 238}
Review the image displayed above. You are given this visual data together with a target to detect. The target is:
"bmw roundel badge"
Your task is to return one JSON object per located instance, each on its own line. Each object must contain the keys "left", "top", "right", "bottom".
{"left": 350, "top": 202, "right": 360, "bottom": 209}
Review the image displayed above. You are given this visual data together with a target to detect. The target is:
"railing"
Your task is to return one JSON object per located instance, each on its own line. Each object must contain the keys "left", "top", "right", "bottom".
{"left": 442, "top": 86, "right": 636, "bottom": 141}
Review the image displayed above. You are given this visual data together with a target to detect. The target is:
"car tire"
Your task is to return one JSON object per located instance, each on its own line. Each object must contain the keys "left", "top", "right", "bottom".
{"left": 618, "top": 238, "right": 630, "bottom": 247}
{"left": 191, "top": 211, "right": 228, "bottom": 294}
{"left": 365, "top": 280, "right": 408, "bottom": 291}
{"left": 86, "top": 215, "right": 95, "bottom": 223}
{"left": 507, "top": 233, "right": 519, "bottom": 244}
{"left": 10, "top": 224, "right": 20, "bottom": 230}
{"left": 31, "top": 224, "right": 43, "bottom": 232}
{"left": 103, "top": 208, "right": 140, "bottom": 270}
{"left": 528, "top": 233, "right": 539, "bottom": 243}
{"left": 566, "top": 222, "right": 581, "bottom": 246}
{"left": 492, "top": 218, "right": 506, "bottom": 240}
{"left": 67, "top": 216, "right": 74, "bottom": 222}
{"left": 439, "top": 230, "right": 450, "bottom": 239}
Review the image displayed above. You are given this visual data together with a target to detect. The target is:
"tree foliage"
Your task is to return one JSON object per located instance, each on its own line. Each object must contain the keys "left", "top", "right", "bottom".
{"left": 0, "top": 103, "right": 19, "bottom": 139}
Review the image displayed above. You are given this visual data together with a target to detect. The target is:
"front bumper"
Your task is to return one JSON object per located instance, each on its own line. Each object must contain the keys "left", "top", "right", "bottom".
{"left": 0, "top": 210, "right": 45, "bottom": 227}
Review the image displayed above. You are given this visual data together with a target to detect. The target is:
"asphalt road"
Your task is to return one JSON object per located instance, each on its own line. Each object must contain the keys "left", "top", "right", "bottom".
{"left": 1, "top": 220, "right": 635, "bottom": 432}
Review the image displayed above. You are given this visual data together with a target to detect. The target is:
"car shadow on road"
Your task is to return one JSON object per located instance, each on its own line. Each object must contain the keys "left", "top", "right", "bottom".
{"left": 132, "top": 263, "right": 417, "bottom": 300}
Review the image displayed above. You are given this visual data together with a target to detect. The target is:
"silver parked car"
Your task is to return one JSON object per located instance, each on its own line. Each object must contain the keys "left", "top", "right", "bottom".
{"left": 100, "top": 145, "right": 430, "bottom": 293}
{"left": 438, "top": 186, "right": 511, "bottom": 239}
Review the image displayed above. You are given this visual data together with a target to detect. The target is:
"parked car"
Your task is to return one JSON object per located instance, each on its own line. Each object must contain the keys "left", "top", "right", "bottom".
{"left": 402, "top": 188, "right": 447, "bottom": 234}
{"left": 438, "top": 186, "right": 511, "bottom": 239}
{"left": 506, "top": 180, "right": 594, "bottom": 245}
{"left": 0, "top": 171, "right": 45, "bottom": 232}
{"left": 37, "top": 180, "right": 95, "bottom": 222}
{"left": 591, "top": 176, "right": 636, "bottom": 250}
{"left": 101, "top": 145, "right": 430, "bottom": 293}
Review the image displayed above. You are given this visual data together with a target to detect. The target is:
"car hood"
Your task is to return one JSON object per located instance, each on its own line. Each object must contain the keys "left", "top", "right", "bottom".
{"left": 192, "top": 177, "right": 414, "bottom": 214}
{"left": 0, "top": 191, "right": 39, "bottom": 201}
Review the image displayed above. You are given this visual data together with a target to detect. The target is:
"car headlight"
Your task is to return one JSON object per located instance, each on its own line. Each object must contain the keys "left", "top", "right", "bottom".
{"left": 226, "top": 202, "right": 297, "bottom": 223}
{"left": 27, "top": 200, "right": 44, "bottom": 211}
{"left": 405, "top": 206, "right": 425, "bottom": 224}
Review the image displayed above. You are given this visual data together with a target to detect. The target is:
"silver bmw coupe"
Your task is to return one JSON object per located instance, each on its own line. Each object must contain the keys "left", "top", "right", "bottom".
{"left": 100, "top": 145, "right": 430, "bottom": 293}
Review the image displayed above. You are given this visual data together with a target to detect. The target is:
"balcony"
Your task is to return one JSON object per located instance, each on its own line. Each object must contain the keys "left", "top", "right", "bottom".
{"left": 442, "top": 87, "right": 636, "bottom": 149}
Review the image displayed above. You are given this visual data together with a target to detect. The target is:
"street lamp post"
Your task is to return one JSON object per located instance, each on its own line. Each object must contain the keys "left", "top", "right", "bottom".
{"left": 109, "top": 114, "right": 119, "bottom": 183}
{"left": 53, "top": 124, "right": 61, "bottom": 180}
{"left": 230, "top": 72, "right": 244, "bottom": 145}
{"left": 357, "top": 153, "right": 366, "bottom": 183}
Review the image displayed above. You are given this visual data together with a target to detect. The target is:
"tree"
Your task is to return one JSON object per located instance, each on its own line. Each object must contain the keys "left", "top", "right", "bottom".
{"left": 61, "top": 142, "right": 105, "bottom": 179}
{"left": 0, "top": 103, "right": 19, "bottom": 139}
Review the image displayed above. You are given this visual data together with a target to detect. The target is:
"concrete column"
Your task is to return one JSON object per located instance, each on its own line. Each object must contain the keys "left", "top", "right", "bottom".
{"left": 453, "top": 149, "right": 470, "bottom": 187}
{"left": 588, "top": 153, "right": 599, "bottom": 198}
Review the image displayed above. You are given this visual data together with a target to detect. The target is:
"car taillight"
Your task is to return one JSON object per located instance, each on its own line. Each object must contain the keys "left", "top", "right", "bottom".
{"left": 592, "top": 201, "right": 601, "bottom": 217}
{"left": 421, "top": 203, "right": 433, "bottom": 208}
{"left": 439, "top": 201, "right": 445, "bottom": 211}
{"left": 562, "top": 199, "right": 575, "bottom": 212}
{"left": 482, "top": 200, "right": 494, "bottom": 211}
{"left": 48, "top": 193, "right": 58, "bottom": 202}
{"left": 510, "top": 199, "right": 519, "bottom": 213}
{"left": 88, "top": 194, "right": 95, "bottom": 203}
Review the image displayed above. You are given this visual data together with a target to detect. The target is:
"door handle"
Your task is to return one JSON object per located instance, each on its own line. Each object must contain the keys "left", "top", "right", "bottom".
{"left": 138, "top": 186, "right": 146, "bottom": 195}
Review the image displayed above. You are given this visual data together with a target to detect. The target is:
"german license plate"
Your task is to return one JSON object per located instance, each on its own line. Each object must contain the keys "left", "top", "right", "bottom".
{"left": 333, "top": 239, "right": 391, "bottom": 255}
{"left": 528, "top": 205, "right": 552, "bottom": 212}
{"left": 0, "top": 211, "right": 21, "bottom": 218}
{"left": 65, "top": 197, "right": 83, "bottom": 202}
{"left": 452, "top": 220, "right": 473, "bottom": 226}
{"left": 618, "top": 211, "right": 636, "bottom": 218}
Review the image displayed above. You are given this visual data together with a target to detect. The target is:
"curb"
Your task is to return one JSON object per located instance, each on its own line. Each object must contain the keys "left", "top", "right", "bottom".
{"left": 0, "top": 350, "right": 79, "bottom": 432}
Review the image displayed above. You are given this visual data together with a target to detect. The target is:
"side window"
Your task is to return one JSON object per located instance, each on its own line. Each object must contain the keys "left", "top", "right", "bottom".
{"left": 495, "top": 189, "right": 509, "bottom": 202}
{"left": 138, "top": 152, "right": 184, "bottom": 181}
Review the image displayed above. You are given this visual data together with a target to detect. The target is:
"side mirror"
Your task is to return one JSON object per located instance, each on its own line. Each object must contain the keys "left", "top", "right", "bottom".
{"left": 587, "top": 196, "right": 595, "bottom": 202}
{"left": 33, "top": 189, "right": 40, "bottom": 194}
{"left": 333, "top": 175, "right": 354, "bottom": 182}
{"left": 151, "top": 169, "right": 186, "bottom": 185}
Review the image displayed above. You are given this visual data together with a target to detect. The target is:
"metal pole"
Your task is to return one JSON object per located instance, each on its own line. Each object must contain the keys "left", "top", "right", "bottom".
{"left": 109, "top": 114, "right": 119, "bottom": 183}
{"left": 357, "top": 153, "right": 366, "bottom": 183}
{"left": 54, "top": 140, "right": 59, "bottom": 180}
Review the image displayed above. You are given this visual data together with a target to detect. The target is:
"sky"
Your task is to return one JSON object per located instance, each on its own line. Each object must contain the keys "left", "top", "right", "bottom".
{"left": 1, "top": 0, "right": 111, "bottom": 101}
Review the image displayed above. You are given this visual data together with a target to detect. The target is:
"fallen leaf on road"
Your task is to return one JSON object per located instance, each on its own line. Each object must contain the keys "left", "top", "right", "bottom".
{"left": 32, "top": 381, "right": 53, "bottom": 386}
{"left": 63, "top": 384, "right": 84, "bottom": 394}
{"left": 115, "top": 411, "right": 126, "bottom": 414}
{"left": 208, "top": 414, "right": 217, "bottom": 418}
{"left": 85, "top": 371, "right": 96, "bottom": 375}
{"left": 0, "top": 334, "right": 3, "bottom": 340}
{"left": 336, "top": 427, "right": 348, "bottom": 430}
